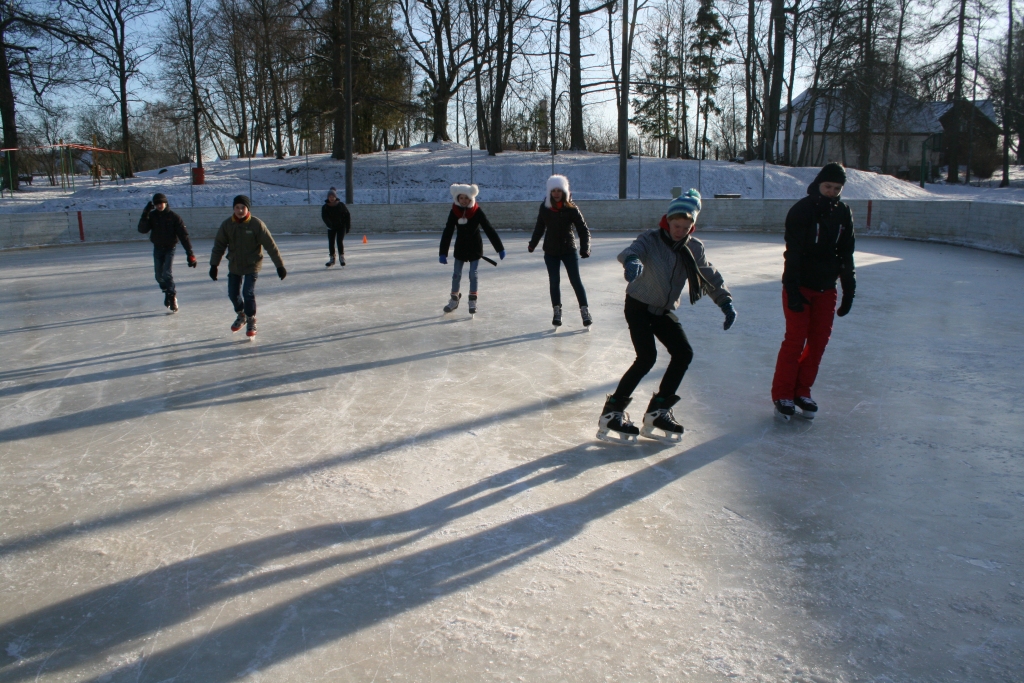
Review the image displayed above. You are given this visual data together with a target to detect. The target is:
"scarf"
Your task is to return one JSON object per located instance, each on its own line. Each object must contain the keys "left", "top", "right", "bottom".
{"left": 231, "top": 209, "right": 251, "bottom": 223}
{"left": 658, "top": 227, "right": 714, "bottom": 305}
{"left": 452, "top": 203, "right": 479, "bottom": 224}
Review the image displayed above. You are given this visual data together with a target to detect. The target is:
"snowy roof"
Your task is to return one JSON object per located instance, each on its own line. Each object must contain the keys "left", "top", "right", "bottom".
{"left": 784, "top": 90, "right": 998, "bottom": 135}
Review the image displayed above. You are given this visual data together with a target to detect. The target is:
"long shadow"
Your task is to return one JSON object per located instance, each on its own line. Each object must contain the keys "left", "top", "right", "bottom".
{"left": 0, "top": 328, "right": 559, "bottom": 445}
{"left": 0, "top": 311, "right": 168, "bottom": 336}
{"left": 0, "top": 382, "right": 618, "bottom": 559}
{"left": 0, "top": 432, "right": 746, "bottom": 682}
{"left": 0, "top": 315, "right": 444, "bottom": 389}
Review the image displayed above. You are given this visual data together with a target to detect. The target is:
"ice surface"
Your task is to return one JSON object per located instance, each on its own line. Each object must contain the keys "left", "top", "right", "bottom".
{"left": 1, "top": 233, "right": 1022, "bottom": 682}
{"left": 10, "top": 143, "right": 1024, "bottom": 215}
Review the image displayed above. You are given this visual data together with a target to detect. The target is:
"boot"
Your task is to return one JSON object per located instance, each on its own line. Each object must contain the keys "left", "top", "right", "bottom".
{"left": 443, "top": 293, "right": 461, "bottom": 313}
{"left": 640, "top": 394, "right": 684, "bottom": 443}
{"left": 326, "top": 255, "right": 336, "bottom": 267}
{"left": 581, "top": 305, "right": 593, "bottom": 327}
{"left": 596, "top": 395, "right": 640, "bottom": 445}
{"left": 231, "top": 310, "right": 246, "bottom": 332}
{"left": 168, "top": 294, "right": 178, "bottom": 313}
{"left": 552, "top": 304, "right": 562, "bottom": 327}
{"left": 245, "top": 315, "right": 257, "bottom": 339}
{"left": 468, "top": 294, "right": 478, "bottom": 315}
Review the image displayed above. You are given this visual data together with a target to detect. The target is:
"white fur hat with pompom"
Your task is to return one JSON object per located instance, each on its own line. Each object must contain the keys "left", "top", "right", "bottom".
{"left": 449, "top": 183, "right": 479, "bottom": 206}
{"left": 545, "top": 175, "right": 570, "bottom": 207}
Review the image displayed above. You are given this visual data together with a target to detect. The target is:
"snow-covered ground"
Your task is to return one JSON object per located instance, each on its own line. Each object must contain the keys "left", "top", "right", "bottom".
{"left": 4, "top": 141, "right": 1023, "bottom": 213}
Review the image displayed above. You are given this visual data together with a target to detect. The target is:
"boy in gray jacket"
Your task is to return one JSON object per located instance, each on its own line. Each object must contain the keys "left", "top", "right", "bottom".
{"left": 597, "top": 189, "right": 737, "bottom": 444}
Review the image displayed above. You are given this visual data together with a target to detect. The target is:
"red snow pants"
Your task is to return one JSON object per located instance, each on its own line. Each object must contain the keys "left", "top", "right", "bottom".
{"left": 771, "top": 286, "right": 837, "bottom": 401}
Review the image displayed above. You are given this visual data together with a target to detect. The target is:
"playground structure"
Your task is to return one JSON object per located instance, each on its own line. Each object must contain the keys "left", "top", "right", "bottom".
{"left": 0, "top": 141, "right": 127, "bottom": 196}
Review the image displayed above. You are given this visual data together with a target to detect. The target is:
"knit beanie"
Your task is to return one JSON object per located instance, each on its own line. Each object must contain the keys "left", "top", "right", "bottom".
{"left": 233, "top": 194, "right": 251, "bottom": 209}
{"left": 666, "top": 188, "right": 701, "bottom": 221}
{"left": 152, "top": 192, "right": 168, "bottom": 204}
{"left": 327, "top": 187, "right": 337, "bottom": 199}
{"left": 813, "top": 162, "right": 847, "bottom": 186}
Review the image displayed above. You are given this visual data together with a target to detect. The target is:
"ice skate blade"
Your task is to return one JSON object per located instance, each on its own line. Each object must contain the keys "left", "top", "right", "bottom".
{"left": 640, "top": 427, "right": 683, "bottom": 443}
{"left": 596, "top": 429, "right": 638, "bottom": 446}
{"left": 774, "top": 408, "right": 792, "bottom": 422}
{"left": 797, "top": 409, "right": 816, "bottom": 420}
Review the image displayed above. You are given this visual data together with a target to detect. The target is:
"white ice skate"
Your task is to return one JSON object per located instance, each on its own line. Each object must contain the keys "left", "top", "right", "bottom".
{"left": 639, "top": 394, "right": 684, "bottom": 443}
{"left": 596, "top": 395, "right": 639, "bottom": 445}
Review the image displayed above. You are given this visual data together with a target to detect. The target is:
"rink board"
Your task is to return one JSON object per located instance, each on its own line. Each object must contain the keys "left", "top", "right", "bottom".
{"left": 1, "top": 199, "right": 1022, "bottom": 256}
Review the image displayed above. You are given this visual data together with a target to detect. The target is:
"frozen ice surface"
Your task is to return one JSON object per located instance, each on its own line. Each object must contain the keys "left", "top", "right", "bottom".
{"left": 1, "top": 233, "right": 1022, "bottom": 682}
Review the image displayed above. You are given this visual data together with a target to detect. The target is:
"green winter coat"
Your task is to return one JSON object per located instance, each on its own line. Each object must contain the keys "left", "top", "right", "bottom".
{"left": 210, "top": 214, "right": 284, "bottom": 275}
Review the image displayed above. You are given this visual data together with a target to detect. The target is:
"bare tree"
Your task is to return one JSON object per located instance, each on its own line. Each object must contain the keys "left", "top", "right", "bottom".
{"left": 164, "top": 0, "right": 213, "bottom": 169}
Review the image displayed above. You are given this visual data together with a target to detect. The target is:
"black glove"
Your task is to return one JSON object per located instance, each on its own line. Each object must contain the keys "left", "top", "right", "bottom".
{"left": 277, "top": 266, "right": 287, "bottom": 280}
{"left": 209, "top": 265, "right": 218, "bottom": 281}
{"left": 786, "top": 285, "right": 808, "bottom": 313}
{"left": 143, "top": 200, "right": 153, "bottom": 213}
{"left": 837, "top": 292, "right": 854, "bottom": 317}
{"left": 187, "top": 254, "right": 197, "bottom": 268}
{"left": 527, "top": 242, "right": 536, "bottom": 253}
{"left": 580, "top": 250, "right": 590, "bottom": 259}
{"left": 720, "top": 302, "right": 736, "bottom": 330}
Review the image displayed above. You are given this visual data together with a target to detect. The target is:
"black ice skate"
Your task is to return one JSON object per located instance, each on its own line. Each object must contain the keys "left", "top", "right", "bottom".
{"left": 794, "top": 396, "right": 817, "bottom": 420}
{"left": 245, "top": 315, "right": 257, "bottom": 340}
{"left": 468, "top": 294, "right": 477, "bottom": 316}
{"left": 443, "top": 293, "right": 461, "bottom": 313}
{"left": 581, "top": 305, "right": 592, "bottom": 328}
{"left": 640, "top": 394, "right": 684, "bottom": 443}
{"left": 596, "top": 395, "right": 640, "bottom": 445}
{"left": 168, "top": 294, "right": 178, "bottom": 313}
{"left": 326, "top": 255, "right": 335, "bottom": 267}
{"left": 163, "top": 291, "right": 171, "bottom": 309}
{"left": 231, "top": 311, "right": 246, "bottom": 332}
{"left": 552, "top": 305, "right": 562, "bottom": 327}
{"left": 774, "top": 399, "right": 796, "bottom": 421}
{"left": 339, "top": 255, "right": 346, "bottom": 266}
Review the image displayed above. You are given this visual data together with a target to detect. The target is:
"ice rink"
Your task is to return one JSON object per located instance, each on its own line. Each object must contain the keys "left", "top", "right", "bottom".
{"left": 1, "top": 232, "right": 1022, "bottom": 682}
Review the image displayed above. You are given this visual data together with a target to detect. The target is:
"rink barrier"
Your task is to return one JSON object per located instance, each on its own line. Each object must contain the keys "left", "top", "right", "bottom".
{"left": 1, "top": 199, "right": 1022, "bottom": 256}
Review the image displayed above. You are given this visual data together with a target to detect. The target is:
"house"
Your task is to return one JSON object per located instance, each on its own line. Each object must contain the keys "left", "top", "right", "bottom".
{"left": 778, "top": 89, "right": 999, "bottom": 179}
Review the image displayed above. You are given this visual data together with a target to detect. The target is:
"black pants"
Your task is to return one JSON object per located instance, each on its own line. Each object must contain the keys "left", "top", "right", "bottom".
{"left": 327, "top": 229, "right": 345, "bottom": 256}
{"left": 614, "top": 296, "right": 694, "bottom": 400}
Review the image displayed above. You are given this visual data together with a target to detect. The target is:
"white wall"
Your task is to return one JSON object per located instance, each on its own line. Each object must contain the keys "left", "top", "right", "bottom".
{"left": 2, "top": 199, "right": 1022, "bottom": 256}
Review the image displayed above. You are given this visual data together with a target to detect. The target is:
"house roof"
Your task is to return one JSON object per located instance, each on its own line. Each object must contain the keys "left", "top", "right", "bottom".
{"left": 783, "top": 90, "right": 997, "bottom": 135}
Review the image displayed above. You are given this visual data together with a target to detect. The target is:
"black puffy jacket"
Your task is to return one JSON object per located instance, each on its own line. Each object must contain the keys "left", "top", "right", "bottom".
{"left": 321, "top": 201, "right": 351, "bottom": 234}
{"left": 439, "top": 205, "right": 504, "bottom": 262}
{"left": 138, "top": 206, "right": 193, "bottom": 254}
{"left": 782, "top": 184, "right": 855, "bottom": 293}
{"left": 529, "top": 202, "right": 591, "bottom": 257}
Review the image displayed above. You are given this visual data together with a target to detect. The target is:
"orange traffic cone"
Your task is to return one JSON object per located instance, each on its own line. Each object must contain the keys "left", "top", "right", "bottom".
{"left": 362, "top": 235, "right": 368, "bottom": 244}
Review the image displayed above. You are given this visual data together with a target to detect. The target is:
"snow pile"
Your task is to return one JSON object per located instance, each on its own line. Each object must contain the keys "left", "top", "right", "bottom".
{"left": 2, "top": 142, "right": 1022, "bottom": 213}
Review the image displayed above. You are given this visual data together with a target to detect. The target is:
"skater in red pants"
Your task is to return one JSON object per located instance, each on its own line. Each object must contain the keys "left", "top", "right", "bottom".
{"left": 771, "top": 162, "right": 856, "bottom": 421}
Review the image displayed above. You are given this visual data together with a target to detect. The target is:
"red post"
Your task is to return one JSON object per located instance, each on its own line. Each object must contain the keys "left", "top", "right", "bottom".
{"left": 866, "top": 200, "right": 873, "bottom": 230}
{"left": 77, "top": 211, "right": 84, "bottom": 241}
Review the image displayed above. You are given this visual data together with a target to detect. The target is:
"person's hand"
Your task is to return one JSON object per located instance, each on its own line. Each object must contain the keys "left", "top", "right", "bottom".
{"left": 209, "top": 265, "right": 218, "bottom": 281}
{"left": 144, "top": 200, "right": 153, "bottom": 212}
{"left": 277, "top": 266, "right": 287, "bottom": 280}
{"left": 439, "top": 255, "right": 447, "bottom": 265}
{"left": 498, "top": 250, "right": 506, "bottom": 260}
{"left": 580, "top": 250, "right": 590, "bottom": 259}
{"left": 837, "top": 292, "right": 854, "bottom": 317}
{"left": 187, "top": 254, "right": 197, "bottom": 268}
{"left": 624, "top": 259, "right": 643, "bottom": 282}
{"left": 786, "top": 285, "right": 808, "bottom": 312}
{"left": 721, "top": 302, "right": 737, "bottom": 330}
{"left": 527, "top": 242, "right": 535, "bottom": 253}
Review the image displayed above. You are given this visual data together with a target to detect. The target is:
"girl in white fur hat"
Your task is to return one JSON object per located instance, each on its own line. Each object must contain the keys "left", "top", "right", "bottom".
{"left": 528, "top": 174, "right": 592, "bottom": 327}
{"left": 439, "top": 183, "right": 505, "bottom": 315}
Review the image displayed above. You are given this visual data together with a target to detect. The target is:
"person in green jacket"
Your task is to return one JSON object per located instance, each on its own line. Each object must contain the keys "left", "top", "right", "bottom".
{"left": 209, "top": 195, "right": 287, "bottom": 339}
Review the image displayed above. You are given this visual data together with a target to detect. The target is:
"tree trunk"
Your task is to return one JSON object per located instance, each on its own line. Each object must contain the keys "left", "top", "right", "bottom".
{"left": 551, "top": 1, "right": 562, "bottom": 153}
{"left": 185, "top": 0, "right": 203, "bottom": 169}
{"left": 784, "top": 0, "right": 800, "bottom": 165}
{"left": 331, "top": 0, "right": 345, "bottom": 159}
{"left": 0, "top": 24, "right": 20, "bottom": 191}
{"left": 947, "top": 0, "right": 967, "bottom": 183}
{"left": 744, "top": 0, "right": 755, "bottom": 158}
{"left": 765, "top": 0, "right": 786, "bottom": 163}
{"left": 431, "top": 13, "right": 450, "bottom": 142}
{"left": 881, "top": 0, "right": 906, "bottom": 174}
{"left": 856, "top": 0, "right": 875, "bottom": 170}
{"left": 569, "top": 0, "right": 586, "bottom": 149}
{"left": 618, "top": 0, "right": 629, "bottom": 197}
{"left": 1002, "top": 0, "right": 1013, "bottom": 187}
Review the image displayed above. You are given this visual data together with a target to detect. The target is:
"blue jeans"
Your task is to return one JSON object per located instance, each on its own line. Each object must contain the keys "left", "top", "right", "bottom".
{"left": 227, "top": 273, "right": 258, "bottom": 317}
{"left": 153, "top": 245, "right": 176, "bottom": 295}
{"left": 544, "top": 251, "right": 588, "bottom": 307}
{"left": 451, "top": 259, "right": 479, "bottom": 293}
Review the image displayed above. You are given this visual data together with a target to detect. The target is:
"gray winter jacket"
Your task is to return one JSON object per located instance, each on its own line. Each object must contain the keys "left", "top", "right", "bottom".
{"left": 617, "top": 228, "right": 732, "bottom": 314}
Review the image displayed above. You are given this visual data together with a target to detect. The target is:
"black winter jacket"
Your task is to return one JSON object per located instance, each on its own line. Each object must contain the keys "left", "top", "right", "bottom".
{"left": 439, "top": 205, "right": 504, "bottom": 262}
{"left": 529, "top": 202, "right": 591, "bottom": 257}
{"left": 782, "top": 184, "right": 856, "bottom": 293}
{"left": 321, "top": 201, "right": 351, "bottom": 234}
{"left": 138, "top": 206, "right": 193, "bottom": 254}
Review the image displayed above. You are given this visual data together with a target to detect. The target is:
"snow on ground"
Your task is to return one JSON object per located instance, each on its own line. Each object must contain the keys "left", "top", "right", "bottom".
{"left": 5, "top": 141, "right": 1021, "bottom": 213}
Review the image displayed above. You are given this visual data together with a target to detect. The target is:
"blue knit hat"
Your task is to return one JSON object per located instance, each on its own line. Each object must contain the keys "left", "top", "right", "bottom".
{"left": 667, "top": 188, "right": 701, "bottom": 220}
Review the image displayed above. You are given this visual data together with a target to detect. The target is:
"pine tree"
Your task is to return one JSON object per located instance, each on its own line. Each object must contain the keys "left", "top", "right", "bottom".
{"left": 688, "top": 0, "right": 731, "bottom": 160}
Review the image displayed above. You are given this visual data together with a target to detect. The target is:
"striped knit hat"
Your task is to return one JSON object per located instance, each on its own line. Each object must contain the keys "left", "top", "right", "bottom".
{"left": 667, "top": 188, "right": 701, "bottom": 220}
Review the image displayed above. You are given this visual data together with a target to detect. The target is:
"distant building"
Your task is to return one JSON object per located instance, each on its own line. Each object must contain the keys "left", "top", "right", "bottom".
{"left": 778, "top": 90, "right": 1000, "bottom": 179}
